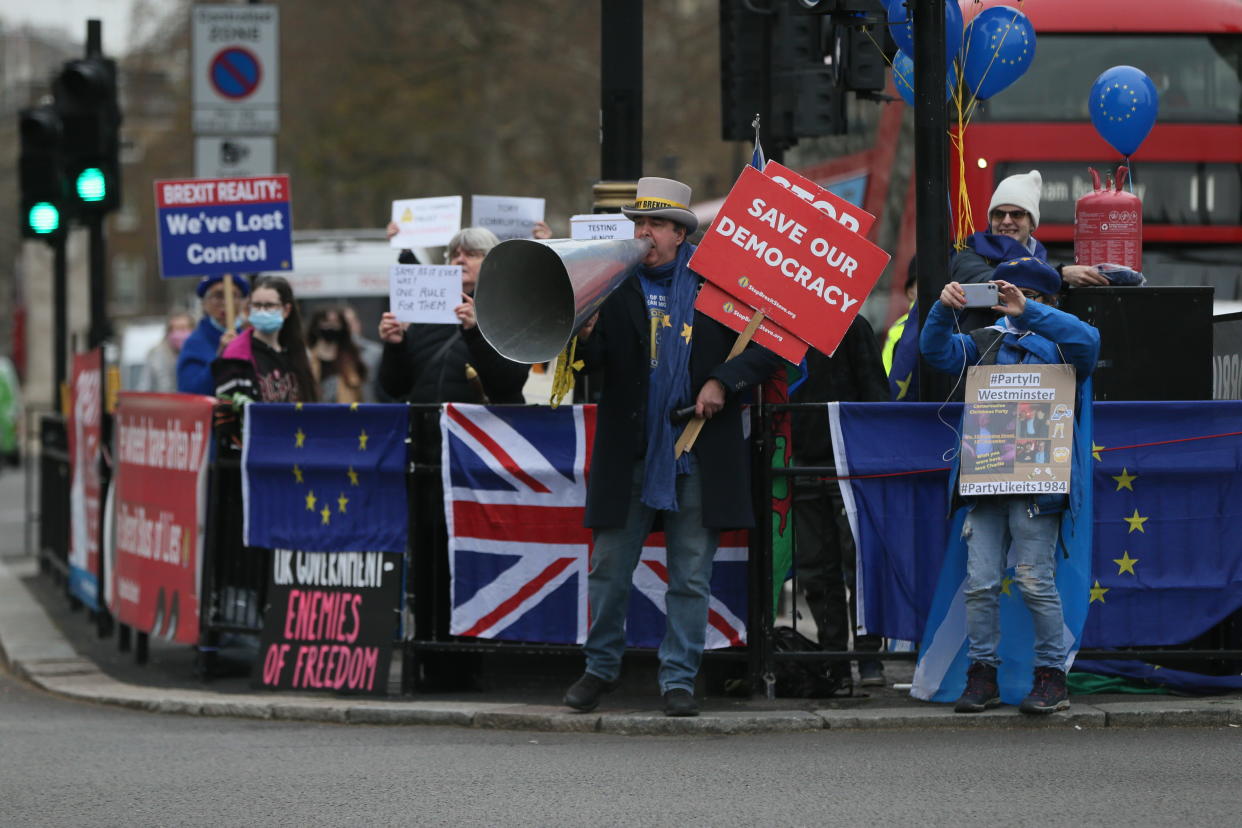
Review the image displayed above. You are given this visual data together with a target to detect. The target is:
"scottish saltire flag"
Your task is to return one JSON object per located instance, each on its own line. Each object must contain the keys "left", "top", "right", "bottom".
{"left": 442, "top": 404, "right": 748, "bottom": 647}
{"left": 242, "top": 403, "right": 409, "bottom": 553}
{"left": 1080, "top": 401, "right": 1242, "bottom": 647}
{"left": 830, "top": 399, "right": 1094, "bottom": 705}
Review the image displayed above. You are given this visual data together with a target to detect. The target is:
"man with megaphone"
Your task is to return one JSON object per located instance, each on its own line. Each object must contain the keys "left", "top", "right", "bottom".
{"left": 562, "top": 177, "right": 782, "bottom": 717}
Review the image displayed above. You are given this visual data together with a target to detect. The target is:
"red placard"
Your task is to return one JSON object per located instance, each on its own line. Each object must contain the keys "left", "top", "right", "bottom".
{"left": 154, "top": 175, "right": 289, "bottom": 207}
{"left": 111, "top": 392, "right": 215, "bottom": 644}
{"left": 689, "top": 165, "right": 890, "bottom": 358}
{"left": 763, "top": 161, "right": 876, "bottom": 236}
{"left": 695, "top": 283, "right": 808, "bottom": 364}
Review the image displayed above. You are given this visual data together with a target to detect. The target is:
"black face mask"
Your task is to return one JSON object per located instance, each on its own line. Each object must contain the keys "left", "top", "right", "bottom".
{"left": 315, "top": 327, "right": 346, "bottom": 344}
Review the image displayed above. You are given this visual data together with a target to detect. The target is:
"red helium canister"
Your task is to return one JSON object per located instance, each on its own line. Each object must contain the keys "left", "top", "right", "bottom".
{"left": 1074, "top": 165, "right": 1143, "bottom": 271}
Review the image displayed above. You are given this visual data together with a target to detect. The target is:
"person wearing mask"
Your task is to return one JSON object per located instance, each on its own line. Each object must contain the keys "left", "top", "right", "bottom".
{"left": 213, "top": 276, "right": 317, "bottom": 404}
{"left": 177, "top": 275, "right": 250, "bottom": 395}
{"left": 561, "top": 177, "right": 782, "bottom": 717}
{"left": 377, "top": 227, "right": 528, "bottom": 404}
{"left": 137, "top": 312, "right": 195, "bottom": 393}
{"left": 307, "top": 307, "right": 371, "bottom": 403}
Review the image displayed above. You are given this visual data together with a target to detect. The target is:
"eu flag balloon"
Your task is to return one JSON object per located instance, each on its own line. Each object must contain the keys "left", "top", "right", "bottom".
{"left": 1089, "top": 65, "right": 1159, "bottom": 157}
{"left": 961, "top": 6, "right": 1036, "bottom": 101}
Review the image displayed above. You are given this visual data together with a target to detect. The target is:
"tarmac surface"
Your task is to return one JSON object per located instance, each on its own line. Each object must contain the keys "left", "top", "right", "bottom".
{"left": 3, "top": 467, "right": 1242, "bottom": 735}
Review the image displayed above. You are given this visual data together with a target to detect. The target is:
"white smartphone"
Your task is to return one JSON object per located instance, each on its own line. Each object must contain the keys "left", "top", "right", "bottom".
{"left": 961, "top": 282, "right": 999, "bottom": 309}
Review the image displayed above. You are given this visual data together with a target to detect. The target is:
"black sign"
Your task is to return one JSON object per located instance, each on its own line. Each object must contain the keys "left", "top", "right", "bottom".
{"left": 255, "top": 550, "right": 401, "bottom": 696}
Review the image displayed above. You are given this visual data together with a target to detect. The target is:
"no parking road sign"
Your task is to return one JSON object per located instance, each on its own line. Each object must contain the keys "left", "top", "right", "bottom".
{"left": 155, "top": 175, "right": 293, "bottom": 279}
{"left": 193, "top": 4, "right": 279, "bottom": 134}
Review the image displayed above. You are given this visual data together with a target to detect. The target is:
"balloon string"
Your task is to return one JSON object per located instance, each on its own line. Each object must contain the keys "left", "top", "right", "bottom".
{"left": 1126, "top": 157, "right": 1135, "bottom": 193}
{"left": 862, "top": 25, "right": 959, "bottom": 111}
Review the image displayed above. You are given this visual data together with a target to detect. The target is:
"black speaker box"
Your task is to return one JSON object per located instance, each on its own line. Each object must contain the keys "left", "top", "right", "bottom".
{"left": 1059, "top": 286, "right": 1214, "bottom": 401}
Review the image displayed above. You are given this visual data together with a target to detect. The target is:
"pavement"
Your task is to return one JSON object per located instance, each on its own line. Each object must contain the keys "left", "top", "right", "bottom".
{"left": 3, "top": 467, "right": 1242, "bottom": 735}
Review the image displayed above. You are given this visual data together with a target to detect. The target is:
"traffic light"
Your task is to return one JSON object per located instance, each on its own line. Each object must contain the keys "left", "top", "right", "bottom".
{"left": 18, "top": 105, "right": 68, "bottom": 241}
{"left": 53, "top": 55, "right": 122, "bottom": 214}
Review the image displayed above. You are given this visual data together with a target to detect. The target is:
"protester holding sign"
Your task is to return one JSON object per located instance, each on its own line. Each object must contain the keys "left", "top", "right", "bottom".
{"left": 918, "top": 257, "right": 1099, "bottom": 715}
{"left": 377, "top": 227, "right": 527, "bottom": 404}
{"left": 177, "top": 274, "right": 250, "bottom": 396}
{"left": 562, "top": 177, "right": 782, "bottom": 718}
{"left": 213, "top": 275, "right": 318, "bottom": 404}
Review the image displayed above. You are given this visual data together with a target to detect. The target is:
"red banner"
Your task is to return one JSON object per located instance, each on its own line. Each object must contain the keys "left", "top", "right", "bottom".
{"left": 695, "top": 282, "right": 808, "bottom": 364}
{"left": 762, "top": 160, "right": 876, "bottom": 236}
{"left": 689, "top": 166, "right": 890, "bottom": 358}
{"left": 68, "top": 350, "right": 103, "bottom": 609}
{"left": 111, "top": 392, "right": 215, "bottom": 644}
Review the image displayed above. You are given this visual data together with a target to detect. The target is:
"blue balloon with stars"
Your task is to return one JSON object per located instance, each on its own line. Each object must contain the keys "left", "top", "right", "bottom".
{"left": 887, "top": 0, "right": 962, "bottom": 71}
{"left": 961, "top": 5, "right": 1036, "bottom": 101}
{"left": 1089, "top": 65, "right": 1159, "bottom": 157}
{"left": 892, "top": 51, "right": 958, "bottom": 108}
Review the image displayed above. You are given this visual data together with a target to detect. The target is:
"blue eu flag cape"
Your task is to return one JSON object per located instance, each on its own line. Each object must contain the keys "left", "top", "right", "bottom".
{"left": 242, "top": 403, "right": 409, "bottom": 553}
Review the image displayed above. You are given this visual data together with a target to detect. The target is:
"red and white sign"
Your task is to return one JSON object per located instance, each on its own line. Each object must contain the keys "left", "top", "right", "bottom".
{"left": 763, "top": 161, "right": 876, "bottom": 237}
{"left": 695, "top": 283, "right": 808, "bottom": 364}
{"left": 68, "top": 350, "right": 104, "bottom": 609}
{"left": 689, "top": 166, "right": 890, "bottom": 358}
{"left": 110, "top": 393, "right": 215, "bottom": 644}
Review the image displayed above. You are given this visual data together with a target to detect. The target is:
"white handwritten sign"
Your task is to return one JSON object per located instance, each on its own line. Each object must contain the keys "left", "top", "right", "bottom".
{"left": 570, "top": 213, "right": 634, "bottom": 240}
{"left": 391, "top": 196, "right": 462, "bottom": 248}
{"left": 471, "top": 195, "right": 545, "bottom": 241}
{"left": 389, "top": 264, "right": 461, "bottom": 325}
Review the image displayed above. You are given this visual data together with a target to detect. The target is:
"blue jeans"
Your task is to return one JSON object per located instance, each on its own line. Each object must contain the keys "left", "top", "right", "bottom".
{"left": 962, "top": 497, "right": 1067, "bottom": 669}
{"left": 583, "top": 457, "right": 719, "bottom": 693}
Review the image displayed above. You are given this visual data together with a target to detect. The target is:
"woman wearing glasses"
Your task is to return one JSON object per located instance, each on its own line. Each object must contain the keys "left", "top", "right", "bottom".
{"left": 213, "top": 275, "right": 318, "bottom": 404}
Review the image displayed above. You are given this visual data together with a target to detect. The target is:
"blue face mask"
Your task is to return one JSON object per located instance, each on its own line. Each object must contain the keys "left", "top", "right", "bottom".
{"left": 250, "top": 309, "right": 285, "bottom": 334}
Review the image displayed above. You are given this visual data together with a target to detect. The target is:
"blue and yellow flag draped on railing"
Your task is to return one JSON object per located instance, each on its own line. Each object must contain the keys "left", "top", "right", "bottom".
{"left": 242, "top": 403, "right": 409, "bottom": 553}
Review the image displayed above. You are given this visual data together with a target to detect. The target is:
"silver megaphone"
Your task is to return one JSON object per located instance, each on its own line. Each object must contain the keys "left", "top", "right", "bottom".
{"left": 473, "top": 237, "right": 652, "bottom": 364}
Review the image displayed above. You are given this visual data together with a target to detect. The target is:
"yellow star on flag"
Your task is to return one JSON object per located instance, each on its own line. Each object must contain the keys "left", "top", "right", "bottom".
{"left": 1113, "top": 551, "right": 1138, "bottom": 575}
{"left": 1124, "top": 508, "right": 1149, "bottom": 533}
{"left": 292, "top": 464, "right": 303, "bottom": 484}
{"left": 1112, "top": 468, "right": 1137, "bottom": 491}
{"left": 661, "top": 313, "right": 672, "bottom": 328}
{"left": 295, "top": 428, "right": 306, "bottom": 448}
{"left": 895, "top": 372, "right": 912, "bottom": 401}
{"left": 347, "top": 466, "right": 359, "bottom": 487}
{"left": 295, "top": 402, "right": 303, "bottom": 411}
{"left": 305, "top": 490, "right": 317, "bottom": 512}
{"left": 681, "top": 323, "right": 692, "bottom": 344}
{"left": 350, "top": 402, "right": 359, "bottom": 411}
{"left": 1092, "top": 442, "right": 1104, "bottom": 461}
{"left": 358, "top": 429, "right": 369, "bottom": 451}
{"left": 1000, "top": 576, "right": 1014, "bottom": 596}
{"left": 1089, "top": 579, "right": 1109, "bottom": 604}
{"left": 337, "top": 493, "right": 349, "bottom": 513}
{"left": 321, "top": 505, "right": 331, "bottom": 525}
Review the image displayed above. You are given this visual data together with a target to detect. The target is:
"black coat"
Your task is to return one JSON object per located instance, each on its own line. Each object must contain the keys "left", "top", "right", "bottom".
{"left": 378, "top": 323, "right": 528, "bottom": 404}
{"left": 578, "top": 272, "right": 783, "bottom": 530}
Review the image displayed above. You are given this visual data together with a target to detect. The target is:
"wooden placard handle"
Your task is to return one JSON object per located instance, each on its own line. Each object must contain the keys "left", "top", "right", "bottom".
{"left": 673, "top": 309, "right": 765, "bottom": 458}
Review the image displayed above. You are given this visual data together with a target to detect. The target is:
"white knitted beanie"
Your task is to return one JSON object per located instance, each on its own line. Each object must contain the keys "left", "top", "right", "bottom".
{"left": 988, "top": 170, "right": 1042, "bottom": 228}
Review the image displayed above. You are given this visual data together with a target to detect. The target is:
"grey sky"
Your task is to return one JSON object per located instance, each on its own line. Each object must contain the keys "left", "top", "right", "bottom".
{"left": 0, "top": 0, "right": 176, "bottom": 55}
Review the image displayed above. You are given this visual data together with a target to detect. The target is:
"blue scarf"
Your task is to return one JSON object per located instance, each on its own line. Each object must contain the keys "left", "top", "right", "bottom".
{"left": 639, "top": 242, "right": 698, "bottom": 511}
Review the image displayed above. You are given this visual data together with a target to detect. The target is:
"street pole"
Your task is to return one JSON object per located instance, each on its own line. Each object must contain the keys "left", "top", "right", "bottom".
{"left": 599, "top": 0, "right": 642, "bottom": 182}
{"left": 85, "top": 20, "right": 111, "bottom": 350}
{"left": 912, "top": 0, "right": 950, "bottom": 402}
{"left": 53, "top": 237, "right": 68, "bottom": 403}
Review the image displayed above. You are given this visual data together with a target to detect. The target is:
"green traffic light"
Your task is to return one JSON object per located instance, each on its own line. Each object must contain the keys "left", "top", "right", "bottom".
{"left": 27, "top": 202, "right": 60, "bottom": 234}
{"left": 76, "top": 167, "right": 107, "bottom": 202}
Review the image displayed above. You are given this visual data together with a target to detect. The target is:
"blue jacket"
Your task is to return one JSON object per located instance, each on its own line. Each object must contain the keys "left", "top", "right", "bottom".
{"left": 177, "top": 316, "right": 224, "bottom": 395}
{"left": 921, "top": 298, "right": 1100, "bottom": 517}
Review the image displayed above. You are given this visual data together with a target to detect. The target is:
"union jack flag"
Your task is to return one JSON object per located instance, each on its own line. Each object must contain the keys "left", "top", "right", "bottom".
{"left": 441, "top": 404, "right": 748, "bottom": 648}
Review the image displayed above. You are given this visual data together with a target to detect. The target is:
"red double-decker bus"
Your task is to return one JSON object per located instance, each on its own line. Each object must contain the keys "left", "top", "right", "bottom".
{"left": 956, "top": 0, "right": 1242, "bottom": 311}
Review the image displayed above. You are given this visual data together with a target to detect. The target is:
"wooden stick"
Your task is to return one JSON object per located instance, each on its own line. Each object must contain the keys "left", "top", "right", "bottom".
{"left": 223, "top": 273, "right": 236, "bottom": 332}
{"left": 674, "top": 310, "right": 765, "bottom": 459}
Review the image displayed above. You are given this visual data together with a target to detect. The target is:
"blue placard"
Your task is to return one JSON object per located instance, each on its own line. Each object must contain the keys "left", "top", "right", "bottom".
{"left": 155, "top": 175, "right": 294, "bottom": 278}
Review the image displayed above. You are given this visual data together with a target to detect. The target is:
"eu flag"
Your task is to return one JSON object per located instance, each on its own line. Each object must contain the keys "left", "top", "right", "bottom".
{"left": 242, "top": 403, "right": 409, "bottom": 554}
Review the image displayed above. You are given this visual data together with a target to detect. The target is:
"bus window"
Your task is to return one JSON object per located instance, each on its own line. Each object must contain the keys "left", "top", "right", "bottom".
{"left": 972, "top": 35, "right": 1242, "bottom": 124}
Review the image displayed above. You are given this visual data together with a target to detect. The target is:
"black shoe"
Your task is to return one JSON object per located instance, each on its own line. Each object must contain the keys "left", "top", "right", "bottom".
{"left": 954, "top": 661, "right": 1001, "bottom": 713}
{"left": 563, "top": 672, "right": 620, "bottom": 712}
{"left": 1019, "top": 666, "right": 1070, "bottom": 715}
{"left": 663, "top": 688, "right": 699, "bottom": 717}
{"left": 858, "top": 660, "right": 886, "bottom": 687}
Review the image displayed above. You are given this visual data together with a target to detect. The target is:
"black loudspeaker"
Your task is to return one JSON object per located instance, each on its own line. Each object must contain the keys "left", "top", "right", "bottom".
{"left": 1060, "top": 286, "right": 1214, "bottom": 401}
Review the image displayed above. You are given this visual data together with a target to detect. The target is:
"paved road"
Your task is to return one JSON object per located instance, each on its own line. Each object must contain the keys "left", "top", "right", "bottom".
{"left": 3, "top": 665, "right": 1239, "bottom": 826}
